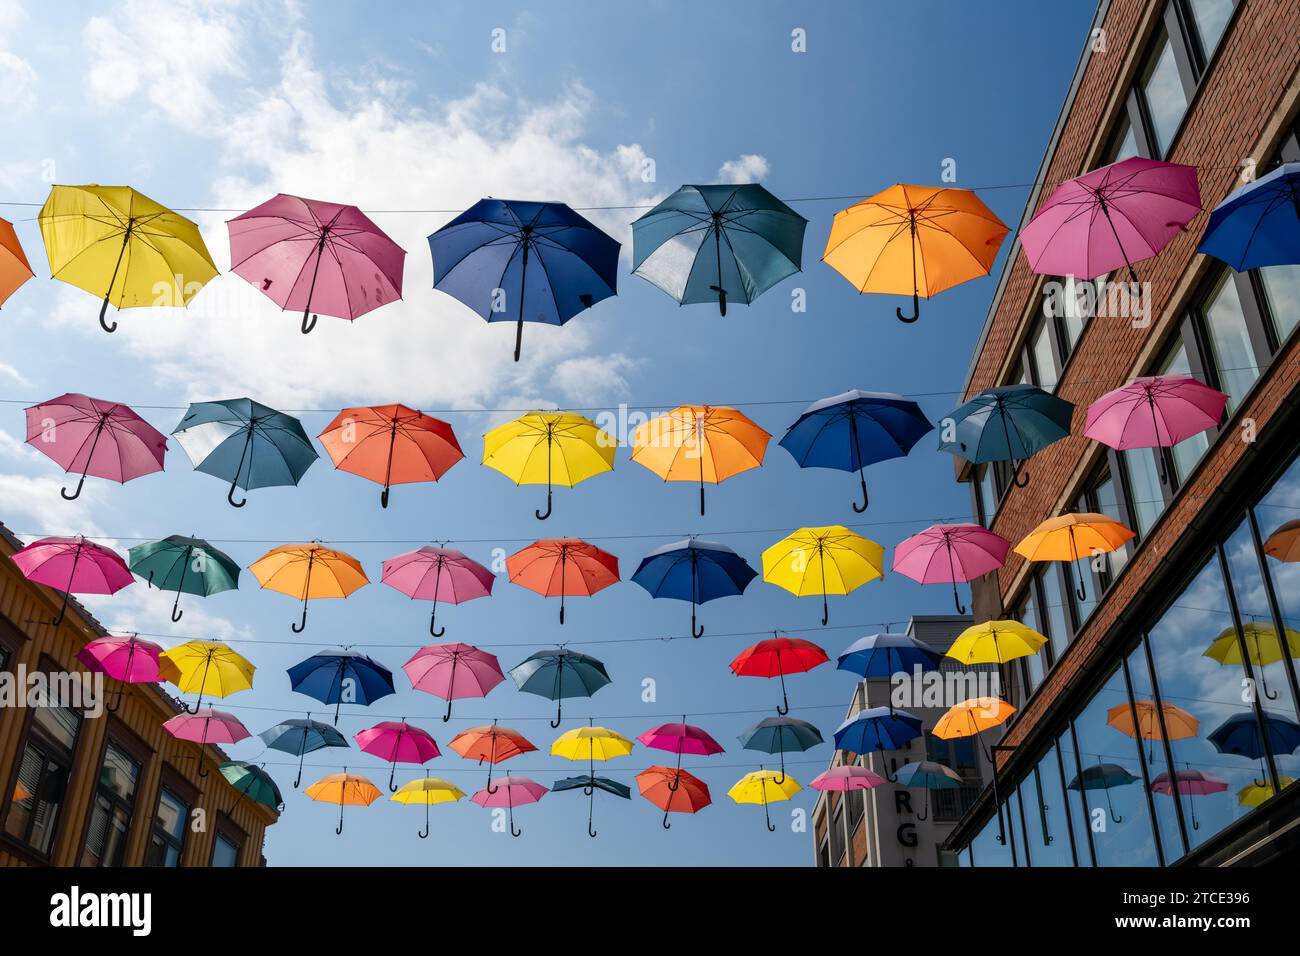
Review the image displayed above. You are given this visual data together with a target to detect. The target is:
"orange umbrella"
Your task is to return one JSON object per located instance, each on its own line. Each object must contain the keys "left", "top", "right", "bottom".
{"left": 1108, "top": 699, "right": 1198, "bottom": 760}
{"left": 933, "top": 697, "right": 1017, "bottom": 740}
{"left": 250, "top": 542, "right": 369, "bottom": 633}
{"left": 304, "top": 770, "right": 382, "bottom": 835}
{"left": 0, "top": 217, "right": 33, "bottom": 308}
{"left": 1014, "top": 512, "right": 1134, "bottom": 603}
{"left": 822, "top": 184, "right": 1008, "bottom": 323}
{"left": 506, "top": 538, "right": 619, "bottom": 624}
{"left": 630, "top": 404, "right": 769, "bottom": 515}
{"left": 1264, "top": 519, "right": 1300, "bottom": 562}
{"left": 317, "top": 404, "right": 463, "bottom": 509}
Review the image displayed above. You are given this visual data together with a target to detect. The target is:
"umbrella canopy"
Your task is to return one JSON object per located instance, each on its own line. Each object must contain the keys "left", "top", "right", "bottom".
{"left": 891, "top": 759, "right": 962, "bottom": 820}
{"left": 933, "top": 697, "right": 1017, "bottom": 740}
{"left": 630, "top": 405, "right": 769, "bottom": 515}
{"left": 127, "top": 535, "right": 240, "bottom": 623}
{"left": 287, "top": 649, "right": 396, "bottom": 725}
{"left": 318, "top": 404, "right": 462, "bottom": 508}
{"left": 1014, "top": 513, "right": 1135, "bottom": 602}
{"left": 163, "top": 708, "right": 249, "bottom": 779}
{"left": 471, "top": 775, "right": 548, "bottom": 837}
{"left": 823, "top": 184, "right": 1008, "bottom": 322}
{"left": 730, "top": 636, "right": 829, "bottom": 715}
{"left": 946, "top": 620, "right": 1046, "bottom": 671}
{"left": 24, "top": 393, "right": 167, "bottom": 501}
{"left": 1238, "top": 777, "right": 1294, "bottom": 808}
{"left": 1208, "top": 712, "right": 1300, "bottom": 759}
{"left": 228, "top": 193, "right": 405, "bottom": 334}
{"left": 833, "top": 707, "right": 923, "bottom": 754}
{"left": 837, "top": 632, "right": 943, "bottom": 681}
{"left": 428, "top": 198, "right": 619, "bottom": 361}
{"left": 1019, "top": 157, "right": 1201, "bottom": 282}
{"left": 937, "top": 384, "right": 1075, "bottom": 488}
{"left": 0, "top": 216, "right": 33, "bottom": 307}
{"left": 632, "top": 183, "right": 806, "bottom": 316}
{"left": 305, "top": 771, "right": 383, "bottom": 834}
{"left": 1198, "top": 162, "right": 1300, "bottom": 271}
{"left": 728, "top": 769, "right": 801, "bottom": 832}
{"left": 250, "top": 542, "right": 369, "bottom": 633}
{"left": 404, "top": 642, "right": 505, "bottom": 721}
{"left": 637, "top": 765, "right": 711, "bottom": 829}
{"left": 738, "top": 716, "right": 823, "bottom": 782}
{"left": 1150, "top": 768, "right": 1228, "bottom": 796}
{"left": 381, "top": 546, "right": 494, "bottom": 637}
{"left": 637, "top": 722, "right": 725, "bottom": 758}
{"left": 1109, "top": 700, "right": 1200, "bottom": 763}
{"left": 1068, "top": 762, "right": 1140, "bottom": 792}
{"left": 220, "top": 761, "right": 283, "bottom": 810}
{"left": 762, "top": 526, "right": 884, "bottom": 625}
{"left": 449, "top": 722, "right": 536, "bottom": 794}
{"left": 809, "top": 765, "right": 887, "bottom": 792}
{"left": 894, "top": 523, "right": 1010, "bottom": 614}
{"left": 553, "top": 774, "right": 631, "bottom": 839}
{"left": 631, "top": 536, "right": 757, "bottom": 638}
{"left": 172, "top": 398, "right": 319, "bottom": 508}
{"left": 355, "top": 721, "right": 441, "bottom": 791}
{"left": 11, "top": 535, "right": 134, "bottom": 627}
{"left": 1264, "top": 519, "right": 1300, "bottom": 562}
{"left": 258, "top": 716, "right": 349, "bottom": 788}
{"left": 159, "top": 640, "right": 255, "bottom": 713}
{"left": 38, "top": 184, "right": 217, "bottom": 333}
{"left": 391, "top": 777, "right": 465, "bottom": 839}
{"left": 509, "top": 648, "right": 612, "bottom": 727}
{"left": 77, "top": 634, "right": 169, "bottom": 685}
{"left": 1204, "top": 622, "right": 1300, "bottom": 702}
{"left": 483, "top": 411, "right": 616, "bottom": 520}
{"left": 551, "top": 725, "right": 635, "bottom": 762}
{"left": 778, "top": 390, "right": 933, "bottom": 512}
{"left": 1085, "top": 375, "right": 1227, "bottom": 482}
{"left": 506, "top": 538, "right": 619, "bottom": 624}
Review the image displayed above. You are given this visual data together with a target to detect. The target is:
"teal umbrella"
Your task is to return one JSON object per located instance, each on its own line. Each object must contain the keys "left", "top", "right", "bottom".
{"left": 220, "top": 761, "right": 283, "bottom": 810}
{"left": 1067, "top": 759, "right": 1139, "bottom": 823}
{"left": 891, "top": 759, "right": 963, "bottom": 821}
{"left": 738, "top": 716, "right": 823, "bottom": 784}
{"left": 127, "top": 534, "right": 240, "bottom": 622}
{"left": 508, "top": 648, "right": 611, "bottom": 728}
{"left": 553, "top": 774, "right": 631, "bottom": 838}
{"left": 937, "top": 384, "right": 1074, "bottom": 489}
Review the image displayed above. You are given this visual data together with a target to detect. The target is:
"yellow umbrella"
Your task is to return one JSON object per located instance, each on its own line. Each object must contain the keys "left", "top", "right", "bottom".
{"left": 728, "top": 769, "right": 801, "bottom": 832}
{"left": 945, "top": 620, "right": 1046, "bottom": 665}
{"left": 390, "top": 777, "right": 465, "bottom": 839}
{"left": 933, "top": 697, "right": 1017, "bottom": 740}
{"left": 762, "top": 525, "right": 884, "bottom": 625}
{"left": 630, "top": 404, "right": 769, "bottom": 515}
{"left": 38, "top": 184, "right": 217, "bottom": 333}
{"left": 551, "top": 725, "right": 635, "bottom": 762}
{"left": 249, "top": 542, "right": 369, "bottom": 633}
{"left": 483, "top": 411, "right": 615, "bottom": 520}
{"left": 1205, "top": 622, "right": 1300, "bottom": 702}
{"left": 1013, "top": 512, "right": 1135, "bottom": 603}
{"left": 305, "top": 771, "right": 383, "bottom": 835}
{"left": 1238, "top": 777, "right": 1293, "bottom": 808}
{"left": 159, "top": 640, "right": 255, "bottom": 712}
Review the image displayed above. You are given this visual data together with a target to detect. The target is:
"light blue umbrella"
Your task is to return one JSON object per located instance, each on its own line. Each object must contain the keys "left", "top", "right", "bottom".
{"left": 509, "top": 648, "right": 611, "bottom": 728}
{"left": 891, "top": 759, "right": 963, "bottom": 820}
{"left": 258, "top": 716, "right": 350, "bottom": 788}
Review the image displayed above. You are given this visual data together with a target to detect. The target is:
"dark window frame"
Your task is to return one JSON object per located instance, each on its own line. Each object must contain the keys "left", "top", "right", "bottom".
{"left": 78, "top": 718, "right": 151, "bottom": 868}
{"left": 145, "top": 766, "right": 197, "bottom": 868}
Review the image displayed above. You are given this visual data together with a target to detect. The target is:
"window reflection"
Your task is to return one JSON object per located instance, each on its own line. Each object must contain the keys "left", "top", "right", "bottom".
{"left": 1160, "top": 345, "right": 1210, "bottom": 480}
{"left": 1185, "top": 0, "right": 1233, "bottom": 63}
{"left": 1201, "top": 273, "right": 1261, "bottom": 413}
{"left": 1058, "top": 729, "right": 1094, "bottom": 866}
{"left": 1124, "top": 644, "right": 1185, "bottom": 857}
{"left": 1139, "top": 31, "right": 1189, "bottom": 156}
{"left": 1020, "top": 744, "right": 1074, "bottom": 865}
{"left": 1259, "top": 264, "right": 1300, "bottom": 343}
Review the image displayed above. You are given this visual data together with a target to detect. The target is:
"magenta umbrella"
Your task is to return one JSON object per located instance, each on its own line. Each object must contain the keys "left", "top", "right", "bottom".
{"left": 1019, "top": 157, "right": 1201, "bottom": 283}
{"left": 471, "top": 774, "right": 548, "bottom": 837}
{"left": 162, "top": 707, "right": 250, "bottom": 779}
{"left": 24, "top": 393, "right": 167, "bottom": 501}
{"left": 1151, "top": 768, "right": 1228, "bottom": 831}
{"left": 893, "top": 523, "right": 1010, "bottom": 614}
{"left": 1085, "top": 374, "right": 1228, "bottom": 483}
{"left": 404, "top": 642, "right": 505, "bottom": 723}
{"left": 810, "top": 765, "right": 887, "bottom": 791}
{"left": 77, "top": 634, "right": 168, "bottom": 714}
{"left": 354, "top": 720, "right": 441, "bottom": 791}
{"left": 11, "top": 535, "right": 134, "bottom": 627}
{"left": 381, "top": 546, "right": 495, "bottom": 637}
{"left": 227, "top": 193, "right": 406, "bottom": 334}
{"left": 637, "top": 719, "right": 725, "bottom": 785}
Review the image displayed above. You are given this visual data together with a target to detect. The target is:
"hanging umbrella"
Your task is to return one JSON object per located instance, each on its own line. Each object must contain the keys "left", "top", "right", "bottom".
{"left": 404, "top": 642, "right": 505, "bottom": 721}
{"left": 471, "top": 775, "right": 548, "bottom": 837}
{"left": 228, "top": 193, "right": 405, "bottom": 334}
{"left": 24, "top": 393, "right": 167, "bottom": 501}
{"left": 77, "top": 634, "right": 171, "bottom": 714}
{"left": 1264, "top": 520, "right": 1300, "bottom": 562}
{"left": 159, "top": 640, "right": 255, "bottom": 714}
{"left": 287, "top": 649, "right": 395, "bottom": 725}
{"left": 837, "top": 632, "right": 943, "bottom": 682}
{"left": 630, "top": 405, "right": 769, "bottom": 515}
{"left": 632, "top": 183, "right": 806, "bottom": 316}
{"left": 1150, "top": 768, "right": 1228, "bottom": 831}
{"left": 318, "top": 404, "right": 462, "bottom": 508}
{"left": 449, "top": 722, "right": 536, "bottom": 795}
{"left": 428, "top": 198, "right": 619, "bottom": 361}
{"left": 937, "top": 384, "right": 1075, "bottom": 488}
{"left": 0, "top": 216, "right": 33, "bottom": 307}
{"left": 890, "top": 760, "right": 963, "bottom": 821}
{"left": 762, "top": 526, "right": 884, "bottom": 625}
{"left": 506, "top": 538, "right": 619, "bottom": 625}
{"left": 551, "top": 723, "right": 634, "bottom": 839}
{"left": 778, "top": 390, "right": 933, "bottom": 512}
{"left": 933, "top": 698, "right": 1017, "bottom": 749}
{"left": 728, "top": 769, "right": 801, "bottom": 832}
{"left": 127, "top": 534, "right": 241, "bottom": 622}
{"left": 833, "top": 707, "right": 923, "bottom": 754}
{"left": 250, "top": 542, "right": 369, "bottom": 633}
{"left": 1208, "top": 711, "right": 1300, "bottom": 758}
{"left": 637, "top": 765, "right": 711, "bottom": 829}
{"left": 391, "top": 777, "right": 465, "bottom": 839}
{"left": 1014, "top": 513, "right": 1135, "bottom": 602}
{"left": 483, "top": 411, "right": 616, "bottom": 520}
{"left": 894, "top": 523, "right": 1010, "bottom": 614}
{"left": 305, "top": 771, "right": 383, "bottom": 835}
{"left": 738, "top": 716, "right": 823, "bottom": 783}
{"left": 258, "top": 716, "right": 349, "bottom": 788}
{"left": 163, "top": 708, "right": 249, "bottom": 779}
{"left": 945, "top": 619, "right": 1046, "bottom": 700}
{"left": 508, "top": 648, "right": 612, "bottom": 728}
{"left": 809, "top": 765, "right": 887, "bottom": 792}
{"left": 381, "top": 546, "right": 494, "bottom": 637}
{"left": 730, "top": 636, "right": 829, "bottom": 715}
{"left": 552, "top": 775, "right": 631, "bottom": 839}
{"left": 1109, "top": 699, "right": 1199, "bottom": 762}
{"left": 1238, "top": 776, "right": 1294, "bottom": 808}
{"left": 1204, "top": 622, "right": 1300, "bottom": 702}
{"left": 1068, "top": 759, "right": 1139, "bottom": 824}
{"left": 1019, "top": 157, "right": 1201, "bottom": 283}
{"left": 823, "top": 184, "right": 1008, "bottom": 323}
{"left": 636, "top": 720, "right": 725, "bottom": 786}
{"left": 11, "top": 535, "right": 134, "bottom": 627}
{"left": 355, "top": 721, "right": 440, "bottom": 792}
{"left": 171, "top": 398, "right": 319, "bottom": 508}
{"left": 1085, "top": 375, "right": 1228, "bottom": 482}
{"left": 631, "top": 537, "right": 756, "bottom": 638}
{"left": 219, "top": 761, "right": 283, "bottom": 811}
{"left": 1198, "top": 162, "right": 1300, "bottom": 270}
{"left": 38, "top": 184, "right": 217, "bottom": 333}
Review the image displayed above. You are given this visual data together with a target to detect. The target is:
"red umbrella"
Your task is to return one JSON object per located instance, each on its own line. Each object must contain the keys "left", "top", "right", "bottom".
{"left": 317, "top": 404, "right": 462, "bottom": 509}
{"left": 354, "top": 720, "right": 440, "bottom": 792}
{"left": 162, "top": 708, "right": 249, "bottom": 779}
{"left": 637, "top": 765, "right": 711, "bottom": 829}
{"left": 404, "top": 642, "right": 505, "bottom": 722}
{"left": 506, "top": 537, "right": 620, "bottom": 624}
{"left": 730, "top": 636, "right": 830, "bottom": 715}
{"left": 11, "top": 535, "right": 134, "bottom": 626}
{"left": 381, "top": 546, "right": 495, "bottom": 637}
{"left": 24, "top": 393, "right": 167, "bottom": 501}
{"left": 449, "top": 721, "right": 536, "bottom": 794}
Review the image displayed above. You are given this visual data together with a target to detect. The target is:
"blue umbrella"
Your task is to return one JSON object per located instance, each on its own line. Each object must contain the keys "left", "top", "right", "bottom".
{"left": 287, "top": 650, "right": 396, "bottom": 725}
{"left": 837, "top": 632, "right": 942, "bottom": 714}
{"left": 427, "top": 199, "right": 620, "bottom": 362}
{"left": 738, "top": 716, "right": 823, "bottom": 783}
{"left": 632, "top": 183, "right": 807, "bottom": 316}
{"left": 1068, "top": 759, "right": 1139, "bottom": 824}
{"left": 508, "top": 648, "right": 611, "bottom": 728}
{"left": 631, "top": 536, "right": 757, "bottom": 638}
{"left": 833, "top": 706, "right": 922, "bottom": 754}
{"left": 937, "top": 384, "right": 1074, "bottom": 488}
{"left": 552, "top": 774, "right": 631, "bottom": 839}
{"left": 890, "top": 759, "right": 963, "bottom": 821}
{"left": 779, "top": 390, "right": 933, "bottom": 512}
{"left": 171, "top": 398, "right": 318, "bottom": 508}
{"left": 258, "top": 715, "right": 350, "bottom": 788}
{"left": 1199, "top": 162, "right": 1300, "bottom": 271}
{"left": 1208, "top": 711, "right": 1300, "bottom": 759}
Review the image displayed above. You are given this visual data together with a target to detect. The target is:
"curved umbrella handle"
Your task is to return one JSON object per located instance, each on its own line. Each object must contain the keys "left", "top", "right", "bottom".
{"left": 550, "top": 698, "right": 563, "bottom": 729}
{"left": 852, "top": 470, "right": 869, "bottom": 513}
{"left": 709, "top": 285, "right": 727, "bottom": 317}
{"left": 61, "top": 472, "right": 88, "bottom": 501}
{"left": 430, "top": 603, "right": 445, "bottom": 638}
{"left": 49, "top": 592, "right": 70, "bottom": 628}
{"left": 443, "top": 696, "right": 454, "bottom": 722}
{"left": 662, "top": 811, "right": 672, "bottom": 830}
{"left": 388, "top": 763, "right": 398, "bottom": 793}
{"left": 105, "top": 684, "right": 125, "bottom": 714}
{"left": 509, "top": 804, "right": 521, "bottom": 838}
{"left": 336, "top": 802, "right": 345, "bottom": 835}
{"left": 764, "top": 799, "right": 775, "bottom": 833}
{"left": 381, "top": 488, "right": 390, "bottom": 509}
{"left": 171, "top": 593, "right": 184, "bottom": 623}
{"left": 301, "top": 310, "right": 318, "bottom": 335}
{"left": 821, "top": 594, "right": 829, "bottom": 627}
{"left": 953, "top": 583, "right": 967, "bottom": 616}
{"left": 895, "top": 292, "right": 919, "bottom": 324}
{"left": 692, "top": 605, "right": 703, "bottom": 639}
{"left": 99, "top": 296, "right": 119, "bottom": 333}
{"left": 420, "top": 799, "right": 430, "bottom": 839}
{"left": 916, "top": 793, "right": 929, "bottom": 822}
{"left": 535, "top": 489, "right": 553, "bottom": 521}
{"left": 292, "top": 601, "right": 308, "bottom": 633}
{"left": 588, "top": 792, "right": 597, "bottom": 838}
{"left": 227, "top": 480, "right": 248, "bottom": 508}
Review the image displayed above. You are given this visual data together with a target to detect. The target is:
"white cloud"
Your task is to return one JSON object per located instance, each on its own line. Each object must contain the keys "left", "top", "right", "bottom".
{"left": 717, "top": 154, "right": 770, "bottom": 184}
{"left": 0, "top": 1, "right": 36, "bottom": 116}
{"left": 0, "top": 473, "right": 107, "bottom": 538}
{"left": 0, "top": 360, "right": 31, "bottom": 387}
{"left": 549, "top": 353, "right": 640, "bottom": 406}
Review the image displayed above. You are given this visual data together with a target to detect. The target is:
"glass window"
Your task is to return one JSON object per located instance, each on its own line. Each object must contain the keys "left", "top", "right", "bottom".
{"left": 1106, "top": 116, "right": 1140, "bottom": 164}
{"left": 1160, "top": 344, "right": 1210, "bottom": 481}
{"left": 1093, "top": 472, "right": 1130, "bottom": 577}
{"left": 1139, "top": 30, "right": 1189, "bottom": 157}
{"left": 1020, "top": 745, "right": 1075, "bottom": 865}
{"left": 1122, "top": 446, "right": 1165, "bottom": 537}
{"left": 1020, "top": 590, "right": 1046, "bottom": 691}
{"left": 1124, "top": 644, "right": 1184, "bottom": 858}
{"left": 1058, "top": 729, "right": 1094, "bottom": 865}
{"left": 1039, "top": 567, "right": 1072, "bottom": 663}
{"left": 79, "top": 742, "right": 140, "bottom": 867}
{"left": 1258, "top": 265, "right": 1300, "bottom": 343}
{"left": 211, "top": 832, "right": 239, "bottom": 867}
{"left": 1028, "top": 317, "right": 1058, "bottom": 391}
{"left": 1201, "top": 272, "right": 1261, "bottom": 413}
{"left": 1185, "top": 0, "right": 1234, "bottom": 64}
{"left": 828, "top": 797, "right": 845, "bottom": 865}
{"left": 1005, "top": 785, "right": 1029, "bottom": 865}
{"left": 969, "top": 812, "right": 1013, "bottom": 867}
{"left": 3, "top": 699, "right": 81, "bottom": 856}
{"left": 146, "top": 787, "right": 189, "bottom": 867}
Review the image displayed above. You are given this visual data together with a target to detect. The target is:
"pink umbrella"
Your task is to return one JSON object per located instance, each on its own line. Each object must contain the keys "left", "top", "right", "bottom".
{"left": 11, "top": 535, "right": 134, "bottom": 626}
{"left": 381, "top": 546, "right": 495, "bottom": 637}
{"left": 1019, "top": 157, "right": 1201, "bottom": 283}
{"left": 810, "top": 765, "right": 887, "bottom": 791}
{"left": 1151, "top": 768, "right": 1228, "bottom": 831}
{"left": 354, "top": 720, "right": 441, "bottom": 791}
{"left": 24, "top": 393, "right": 167, "bottom": 501}
{"left": 1085, "top": 374, "right": 1228, "bottom": 483}
{"left": 637, "top": 720, "right": 725, "bottom": 784}
{"left": 227, "top": 193, "right": 406, "bottom": 334}
{"left": 471, "top": 774, "right": 548, "bottom": 837}
{"left": 77, "top": 634, "right": 168, "bottom": 713}
{"left": 162, "top": 708, "right": 250, "bottom": 779}
{"left": 893, "top": 523, "right": 1010, "bottom": 614}
{"left": 403, "top": 642, "right": 505, "bottom": 722}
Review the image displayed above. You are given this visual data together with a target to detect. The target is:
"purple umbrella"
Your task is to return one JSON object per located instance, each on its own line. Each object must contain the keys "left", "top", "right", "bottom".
{"left": 381, "top": 546, "right": 495, "bottom": 637}
{"left": 471, "top": 774, "right": 548, "bottom": 837}
{"left": 893, "top": 523, "right": 1010, "bottom": 614}
{"left": 24, "top": 393, "right": 167, "bottom": 501}
{"left": 11, "top": 535, "right": 134, "bottom": 626}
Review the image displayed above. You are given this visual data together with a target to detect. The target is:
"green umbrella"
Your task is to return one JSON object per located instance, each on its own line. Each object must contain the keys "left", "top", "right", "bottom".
{"left": 219, "top": 761, "right": 283, "bottom": 810}
{"left": 127, "top": 534, "right": 240, "bottom": 622}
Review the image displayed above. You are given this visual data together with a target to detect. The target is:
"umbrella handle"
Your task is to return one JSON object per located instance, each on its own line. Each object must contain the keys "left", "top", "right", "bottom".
{"left": 420, "top": 798, "right": 430, "bottom": 838}
{"left": 551, "top": 698, "right": 563, "bottom": 729}
{"left": 292, "top": 601, "right": 308, "bottom": 633}
{"left": 98, "top": 295, "right": 119, "bottom": 333}
{"left": 853, "top": 471, "right": 869, "bottom": 513}
{"left": 764, "top": 798, "right": 775, "bottom": 832}
{"left": 443, "top": 696, "right": 454, "bottom": 722}
{"left": 535, "top": 489, "right": 552, "bottom": 521}
{"left": 509, "top": 803, "right": 521, "bottom": 838}
{"left": 301, "top": 312, "right": 318, "bottom": 335}
{"left": 226, "top": 480, "right": 247, "bottom": 508}
{"left": 662, "top": 811, "right": 672, "bottom": 830}
{"left": 381, "top": 488, "right": 390, "bottom": 509}
{"left": 61, "top": 472, "right": 88, "bottom": 501}
{"left": 895, "top": 291, "right": 919, "bottom": 323}
{"left": 916, "top": 792, "right": 929, "bottom": 822}
{"left": 430, "top": 602, "right": 445, "bottom": 638}
{"left": 49, "top": 590, "right": 70, "bottom": 628}
{"left": 1012, "top": 461, "right": 1031, "bottom": 488}
{"left": 709, "top": 285, "right": 727, "bottom": 317}
{"left": 953, "top": 583, "right": 967, "bottom": 616}
{"left": 171, "top": 592, "right": 184, "bottom": 623}
{"left": 105, "top": 683, "right": 124, "bottom": 714}
{"left": 336, "top": 802, "right": 344, "bottom": 835}
{"left": 692, "top": 605, "right": 704, "bottom": 640}
{"left": 389, "top": 763, "right": 398, "bottom": 793}
{"left": 821, "top": 595, "right": 829, "bottom": 627}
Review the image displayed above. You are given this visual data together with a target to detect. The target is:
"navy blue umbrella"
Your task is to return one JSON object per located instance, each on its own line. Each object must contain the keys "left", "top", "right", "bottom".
{"left": 509, "top": 648, "right": 611, "bottom": 728}
{"left": 836, "top": 632, "right": 942, "bottom": 713}
{"left": 258, "top": 715, "right": 350, "bottom": 788}
{"left": 833, "top": 706, "right": 922, "bottom": 754}
{"left": 1208, "top": 711, "right": 1300, "bottom": 759}
{"left": 937, "top": 384, "right": 1074, "bottom": 488}
{"left": 1199, "top": 162, "right": 1300, "bottom": 271}
{"left": 428, "top": 199, "right": 620, "bottom": 362}
{"left": 287, "top": 650, "right": 396, "bottom": 725}
{"left": 779, "top": 390, "right": 933, "bottom": 512}
{"left": 631, "top": 536, "right": 757, "bottom": 638}
{"left": 738, "top": 716, "right": 823, "bottom": 783}
{"left": 553, "top": 774, "right": 631, "bottom": 839}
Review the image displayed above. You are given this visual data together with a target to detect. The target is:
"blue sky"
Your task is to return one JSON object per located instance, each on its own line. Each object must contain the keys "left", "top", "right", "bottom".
{"left": 0, "top": 0, "right": 1095, "bottom": 864}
